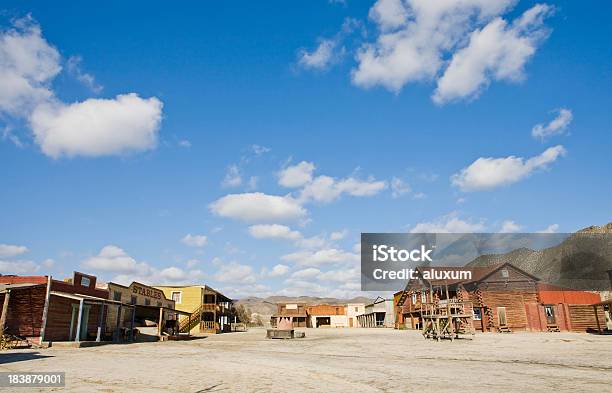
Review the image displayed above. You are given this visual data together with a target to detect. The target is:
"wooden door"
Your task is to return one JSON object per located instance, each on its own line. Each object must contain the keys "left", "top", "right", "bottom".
{"left": 497, "top": 307, "right": 507, "bottom": 326}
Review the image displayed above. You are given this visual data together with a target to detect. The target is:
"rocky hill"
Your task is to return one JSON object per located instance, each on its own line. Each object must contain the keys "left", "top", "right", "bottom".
{"left": 466, "top": 222, "right": 612, "bottom": 290}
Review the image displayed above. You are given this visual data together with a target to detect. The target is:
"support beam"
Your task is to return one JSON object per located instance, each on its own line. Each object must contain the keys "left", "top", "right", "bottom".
{"left": 129, "top": 307, "right": 136, "bottom": 342}
{"left": 594, "top": 305, "right": 602, "bottom": 334}
{"left": 39, "top": 276, "right": 52, "bottom": 345}
{"left": 96, "top": 303, "right": 105, "bottom": 342}
{"left": 75, "top": 298, "right": 84, "bottom": 343}
{"left": 0, "top": 289, "right": 11, "bottom": 333}
{"left": 114, "top": 304, "right": 122, "bottom": 342}
{"left": 158, "top": 307, "right": 164, "bottom": 338}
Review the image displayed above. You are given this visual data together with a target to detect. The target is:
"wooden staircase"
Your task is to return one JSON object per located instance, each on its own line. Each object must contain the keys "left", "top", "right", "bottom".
{"left": 178, "top": 304, "right": 203, "bottom": 333}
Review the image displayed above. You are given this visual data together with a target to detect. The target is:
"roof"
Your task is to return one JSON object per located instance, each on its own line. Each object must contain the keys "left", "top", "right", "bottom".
{"left": 0, "top": 283, "right": 46, "bottom": 293}
{"left": 153, "top": 284, "right": 232, "bottom": 302}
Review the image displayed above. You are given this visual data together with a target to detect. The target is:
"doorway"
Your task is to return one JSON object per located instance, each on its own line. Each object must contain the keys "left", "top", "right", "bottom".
{"left": 544, "top": 305, "right": 556, "bottom": 325}
{"left": 69, "top": 304, "right": 90, "bottom": 341}
{"left": 316, "top": 317, "right": 330, "bottom": 327}
{"left": 497, "top": 307, "right": 507, "bottom": 326}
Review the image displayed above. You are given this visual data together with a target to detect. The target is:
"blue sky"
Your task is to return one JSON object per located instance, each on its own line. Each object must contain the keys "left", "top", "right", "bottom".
{"left": 0, "top": 1, "right": 610, "bottom": 299}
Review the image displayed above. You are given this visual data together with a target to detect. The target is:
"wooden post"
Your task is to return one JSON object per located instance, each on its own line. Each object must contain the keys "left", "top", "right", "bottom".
{"left": 75, "top": 298, "right": 84, "bottom": 343}
{"left": 129, "top": 306, "right": 136, "bottom": 342}
{"left": 96, "top": 303, "right": 105, "bottom": 342}
{"left": 157, "top": 307, "right": 164, "bottom": 338}
{"left": 187, "top": 314, "right": 191, "bottom": 337}
{"left": 0, "top": 289, "right": 11, "bottom": 333}
{"left": 594, "top": 306, "right": 602, "bottom": 334}
{"left": 114, "top": 304, "right": 122, "bottom": 342}
{"left": 39, "top": 275, "right": 52, "bottom": 345}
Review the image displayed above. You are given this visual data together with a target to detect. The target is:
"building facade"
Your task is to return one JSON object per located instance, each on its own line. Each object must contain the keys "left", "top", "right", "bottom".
{"left": 306, "top": 304, "right": 348, "bottom": 328}
{"left": 357, "top": 297, "right": 395, "bottom": 328}
{"left": 346, "top": 303, "right": 365, "bottom": 328}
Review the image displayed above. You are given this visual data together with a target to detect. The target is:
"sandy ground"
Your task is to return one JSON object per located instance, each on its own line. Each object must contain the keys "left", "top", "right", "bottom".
{"left": 0, "top": 328, "right": 611, "bottom": 392}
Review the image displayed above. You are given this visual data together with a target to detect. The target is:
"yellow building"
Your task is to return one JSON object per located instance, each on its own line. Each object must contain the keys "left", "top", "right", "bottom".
{"left": 153, "top": 285, "right": 233, "bottom": 334}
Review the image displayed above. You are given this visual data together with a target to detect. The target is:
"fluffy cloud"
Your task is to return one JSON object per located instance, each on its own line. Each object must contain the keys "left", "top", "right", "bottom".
{"left": 0, "top": 244, "right": 28, "bottom": 258}
{"left": 181, "top": 234, "right": 208, "bottom": 247}
{"left": 0, "top": 260, "right": 40, "bottom": 274}
{"left": 499, "top": 220, "right": 522, "bottom": 233}
{"left": 299, "top": 175, "right": 387, "bottom": 203}
{"left": 214, "top": 262, "right": 256, "bottom": 284}
{"left": 278, "top": 161, "right": 316, "bottom": 188}
{"left": 349, "top": 1, "right": 550, "bottom": 103}
{"left": 82, "top": 245, "right": 148, "bottom": 273}
{"left": 268, "top": 264, "right": 290, "bottom": 277}
{"left": 298, "top": 39, "right": 339, "bottom": 70}
{"left": 532, "top": 108, "right": 573, "bottom": 140}
{"left": 451, "top": 145, "right": 566, "bottom": 191}
{"left": 410, "top": 213, "right": 485, "bottom": 233}
{"left": 30, "top": 94, "right": 162, "bottom": 158}
{"left": 536, "top": 223, "right": 559, "bottom": 233}
{"left": 0, "top": 17, "right": 164, "bottom": 158}
{"left": 82, "top": 245, "right": 203, "bottom": 285}
{"left": 281, "top": 248, "right": 359, "bottom": 267}
{"left": 248, "top": 224, "right": 302, "bottom": 240}
{"left": 390, "top": 177, "right": 411, "bottom": 198}
{"left": 222, "top": 164, "right": 242, "bottom": 188}
{"left": 66, "top": 55, "right": 103, "bottom": 93}
{"left": 209, "top": 192, "right": 306, "bottom": 222}
{"left": 0, "top": 16, "right": 59, "bottom": 117}
{"left": 330, "top": 229, "right": 348, "bottom": 241}
{"left": 433, "top": 4, "right": 552, "bottom": 103}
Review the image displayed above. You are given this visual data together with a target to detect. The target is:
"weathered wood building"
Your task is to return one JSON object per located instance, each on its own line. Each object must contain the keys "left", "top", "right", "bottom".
{"left": 395, "top": 263, "right": 605, "bottom": 333}
{"left": 306, "top": 304, "right": 348, "bottom": 328}
{"left": 357, "top": 297, "right": 395, "bottom": 328}
{"left": 270, "top": 303, "right": 308, "bottom": 328}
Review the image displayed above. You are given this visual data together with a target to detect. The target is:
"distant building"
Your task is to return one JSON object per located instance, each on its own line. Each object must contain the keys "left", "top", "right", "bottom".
{"left": 270, "top": 303, "right": 308, "bottom": 328}
{"left": 346, "top": 303, "right": 365, "bottom": 328}
{"left": 357, "top": 297, "right": 395, "bottom": 328}
{"left": 306, "top": 304, "right": 348, "bottom": 328}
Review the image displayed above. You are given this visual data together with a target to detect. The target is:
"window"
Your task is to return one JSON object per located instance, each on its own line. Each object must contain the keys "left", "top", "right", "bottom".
{"left": 80, "top": 276, "right": 91, "bottom": 287}
{"left": 355, "top": 307, "right": 358, "bottom": 312}
{"left": 412, "top": 293, "right": 417, "bottom": 305}
{"left": 113, "top": 291, "right": 122, "bottom": 301}
{"left": 171, "top": 291, "right": 182, "bottom": 304}
{"left": 421, "top": 291, "right": 426, "bottom": 303}
{"left": 544, "top": 305, "right": 554, "bottom": 318}
{"left": 145, "top": 298, "right": 151, "bottom": 306}
{"left": 473, "top": 308, "right": 482, "bottom": 320}
{"left": 501, "top": 269, "right": 509, "bottom": 278}
{"left": 131, "top": 295, "right": 137, "bottom": 305}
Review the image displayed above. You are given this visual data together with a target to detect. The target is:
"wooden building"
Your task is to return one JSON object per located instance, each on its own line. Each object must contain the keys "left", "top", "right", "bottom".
{"left": 270, "top": 303, "right": 308, "bottom": 328}
{"left": 154, "top": 285, "right": 233, "bottom": 334}
{"left": 395, "top": 263, "right": 606, "bottom": 333}
{"left": 0, "top": 272, "right": 135, "bottom": 345}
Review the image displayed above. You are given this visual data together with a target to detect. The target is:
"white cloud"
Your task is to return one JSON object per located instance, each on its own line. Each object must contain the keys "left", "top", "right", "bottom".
{"left": 41, "top": 258, "right": 55, "bottom": 268}
{"left": 268, "top": 264, "right": 290, "bottom": 277}
{"left": 0, "top": 260, "right": 40, "bottom": 274}
{"left": 0, "top": 244, "right": 28, "bottom": 258}
{"left": 82, "top": 245, "right": 148, "bottom": 273}
{"left": 290, "top": 268, "right": 321, "bottom": 280}
{"left": 433, "top": 4, "right": 552, "bottom": 103}
{"left": 209, "top": 192, "right": 306, "bottom": 222}
{"left": 251, "top": 144, "right": 270, "bottom": 156}
{"left": 247, "top": 176, "right": 258, "bottom": 190}
{"left": 299, "top": 175, "right": 387, "bottom": 203}
{"left": 410, "top": 213, "right": 485, "bottom": 233}
{"left": 248, "top": 224, "right": 302, "bottom": 240}
{"left": 214, "top": 262, "right": 256, "bottom": 284}
{"left": 222, "top": 164, "right": 242, "bottom": 188}
{"left": 30, "top": 94, "right": 162, "bottom": 159}
{"left": 296, "top": 235, "right": 328, "bottom": 249}
{"left": 330, "top": 229, "right": 348, "bottom": 241}
{"left": 0, "top": 16, "right": 59, "bottom": 117}
{"left": 178, "top": 139, "right": 191, "bottom": 148}
{"left": 536, "top": 223, "right": 559, "bottom": 233}
{"left": 532, "top": 108, "right": 573, "bottom": 140}
{"left": 0, "top": 17, "right": 164, "bottom": 159}
{"left": 66, "top": 55, "right": 103, "bottom": 93}
{"left": 281, "top": 248, "right": 359, "bottom": 267}
{"left": 390, "top": 176, "right": 411, "bottom": 198}
{"left": 451, "top": 145, "right": 566, "bottom": 191}
{"left": 278, "top": 161, "right": 316, "bottom": 188}
{"left": 351, "top": 1, "right": 550, "bottom": 103}
{"left": 181, "top": 234, "right": 208, "bottom": 247}
{"left": 499, "top": 220, "right": 522, "bottom": 233}
{"left": 298, "top": 39, "right": 339, "bottom": 70}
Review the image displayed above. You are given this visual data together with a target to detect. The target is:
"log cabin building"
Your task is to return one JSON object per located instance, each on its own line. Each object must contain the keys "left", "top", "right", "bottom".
{"left": 395, "top": 263, "right": 605, "bottom": 333}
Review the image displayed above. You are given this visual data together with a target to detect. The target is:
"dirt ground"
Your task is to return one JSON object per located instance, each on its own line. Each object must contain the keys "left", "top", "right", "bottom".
{"left": 0, "top": 328, "right": 611, "bottom": 392}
